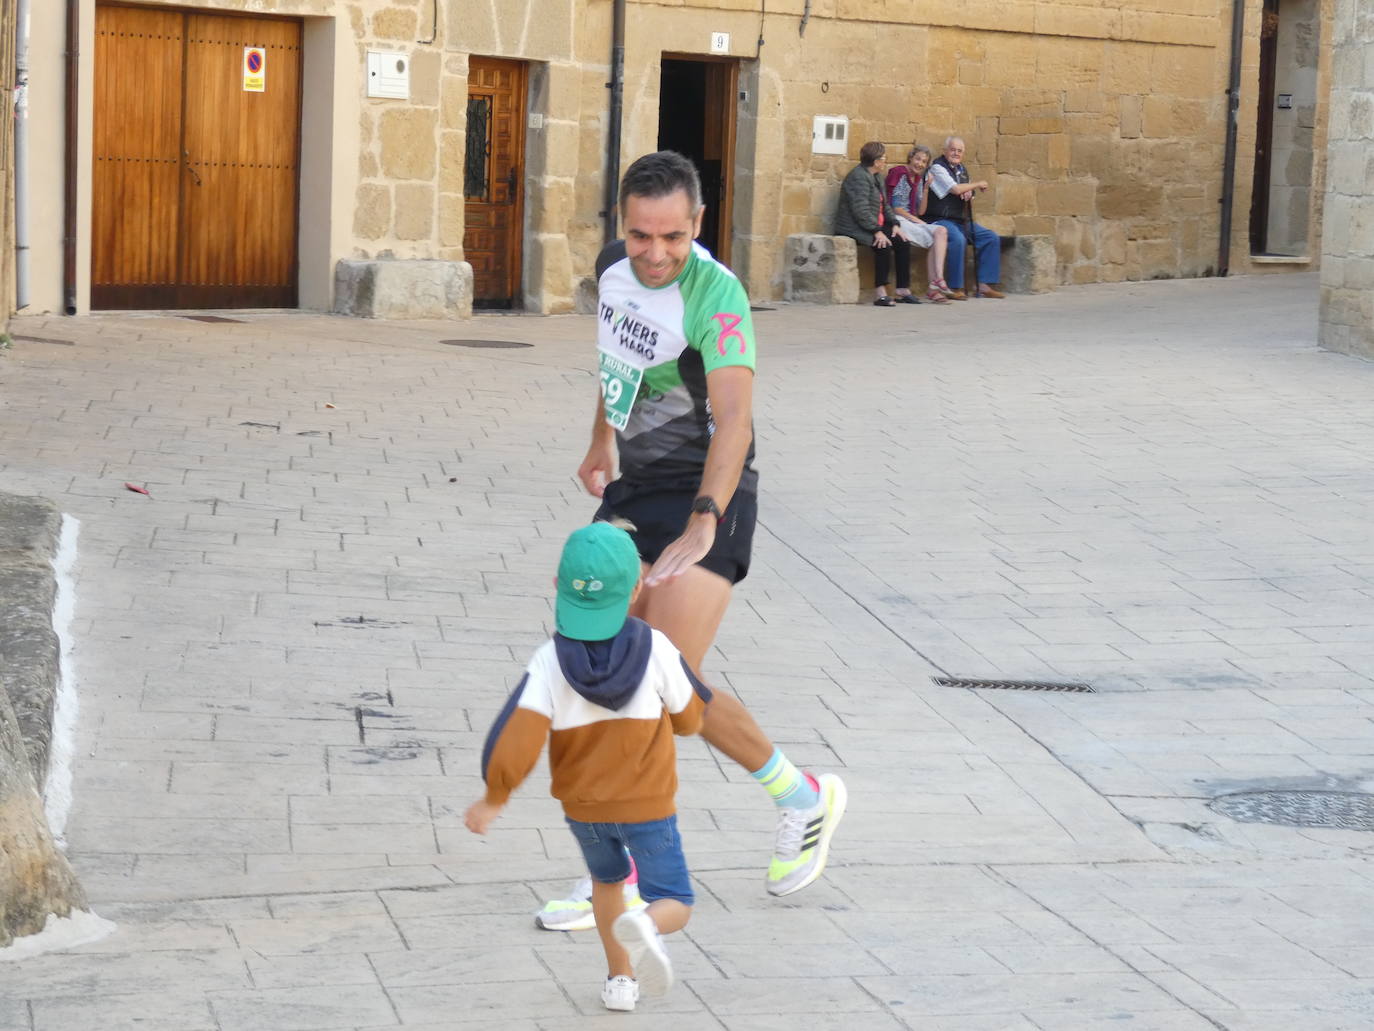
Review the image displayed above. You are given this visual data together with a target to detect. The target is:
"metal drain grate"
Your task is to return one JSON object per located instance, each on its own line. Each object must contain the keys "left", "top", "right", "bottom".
{"left": 181, "top": 315, "right": 245, "bottom": 323}
{"left": 1209, "top": 791, "right": 1374, "bottom": 831}
{"left": 13, "top": 335, "right": 75, "bottom": 346}
{"left": 441, "top": 339, "right": 533, "bottom": 349}
{"left": 750, "top": 305, "right": 776, "bottom": 312}
{"left": 933, "top": 676, "right": 1094, "bottom": 693}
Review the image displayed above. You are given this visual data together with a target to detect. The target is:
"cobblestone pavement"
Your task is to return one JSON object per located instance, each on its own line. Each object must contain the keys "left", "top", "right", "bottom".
{"left": 1, "top": 272, "right": 1372, "bottom": 1030}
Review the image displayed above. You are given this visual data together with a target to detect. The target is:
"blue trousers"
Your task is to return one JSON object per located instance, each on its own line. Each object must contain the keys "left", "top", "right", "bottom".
{"left": 934, "top": 219, "right": 1000, "bottom": 290}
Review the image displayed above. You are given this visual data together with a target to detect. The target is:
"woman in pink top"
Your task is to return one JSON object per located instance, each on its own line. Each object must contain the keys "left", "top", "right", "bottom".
{"left": 885, "top": 145, "right": 953, "bottom": 303}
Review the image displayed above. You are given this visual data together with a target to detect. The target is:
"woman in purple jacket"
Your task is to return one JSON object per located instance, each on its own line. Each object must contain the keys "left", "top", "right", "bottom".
{"left": 885, "top": 145, "right": 953, "bottom": 303}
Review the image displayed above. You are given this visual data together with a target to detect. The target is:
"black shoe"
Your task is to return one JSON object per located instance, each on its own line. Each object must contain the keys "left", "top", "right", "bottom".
{"left": 873, "top": 296, "right": 896, "bottom": 307}
{"left": 895, "top": 294, "right": 920, "bottom": 304}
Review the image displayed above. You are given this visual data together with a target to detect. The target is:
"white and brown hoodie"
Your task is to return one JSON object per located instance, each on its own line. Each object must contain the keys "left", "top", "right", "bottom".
{"left": 480, "top": 618, "right": 711, "bottom": 824}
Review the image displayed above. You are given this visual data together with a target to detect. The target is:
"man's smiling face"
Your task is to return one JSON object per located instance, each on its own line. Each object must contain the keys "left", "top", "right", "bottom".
{"left": 623, "top": 189, "right": 704, "bottom": 288}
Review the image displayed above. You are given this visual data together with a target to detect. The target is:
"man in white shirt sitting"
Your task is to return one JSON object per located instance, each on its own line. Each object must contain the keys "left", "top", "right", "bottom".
{"left": 926, "top": 136, "right": 1005, "bottom": 299}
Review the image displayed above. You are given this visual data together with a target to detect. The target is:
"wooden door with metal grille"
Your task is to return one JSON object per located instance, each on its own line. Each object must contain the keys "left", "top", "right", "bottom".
{"left": 92, "top": 4, "right": 302, "bottom": 309}
{"left": 464, "top": 57, "right": 527, "bottom": 309}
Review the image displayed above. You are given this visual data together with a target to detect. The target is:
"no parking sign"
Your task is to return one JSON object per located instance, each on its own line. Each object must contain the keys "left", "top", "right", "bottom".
{"left": 243, "top": 47, "right": 266, "bottom": 92}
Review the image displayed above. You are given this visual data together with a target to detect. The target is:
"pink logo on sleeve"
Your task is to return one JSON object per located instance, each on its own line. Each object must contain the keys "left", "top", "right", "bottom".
{"left": 711, "top": 312, "right": 747, "bottom": 356}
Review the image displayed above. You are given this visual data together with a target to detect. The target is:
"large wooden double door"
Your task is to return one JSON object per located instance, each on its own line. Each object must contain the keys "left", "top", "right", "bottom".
{"left": 92, "top": 4, "right": 302, "bottom": 309}
{"left": 463, "top": 57, "right": 527, "bottom": 309}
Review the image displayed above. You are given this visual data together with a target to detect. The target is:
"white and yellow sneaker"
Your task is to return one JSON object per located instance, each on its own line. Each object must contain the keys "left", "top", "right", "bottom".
{"left": 765, "top": 772, "right": 848, "bottom": 897}
{"left": 534, "top": 864, "right": 645, "bottom": 931}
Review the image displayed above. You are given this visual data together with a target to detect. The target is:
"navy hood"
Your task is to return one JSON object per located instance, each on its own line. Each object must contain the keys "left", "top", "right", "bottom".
{"left": 553, "top": 617, "right": 654, "bottom": 711}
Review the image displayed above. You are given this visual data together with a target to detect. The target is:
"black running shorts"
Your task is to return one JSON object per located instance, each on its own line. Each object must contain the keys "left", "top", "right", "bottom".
{"left": 594, "top": 481, "right": 757, "bottom": 585}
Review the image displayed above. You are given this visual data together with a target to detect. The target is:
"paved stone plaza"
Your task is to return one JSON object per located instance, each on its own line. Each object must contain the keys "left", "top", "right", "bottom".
{"left": 1, "top": 273, "right": 1372, "bottom": 1029}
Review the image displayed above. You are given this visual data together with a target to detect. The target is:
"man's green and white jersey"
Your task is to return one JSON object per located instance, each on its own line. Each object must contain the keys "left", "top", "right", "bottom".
{"left": 596, "top": 241, "right": 758, "bottom": 492}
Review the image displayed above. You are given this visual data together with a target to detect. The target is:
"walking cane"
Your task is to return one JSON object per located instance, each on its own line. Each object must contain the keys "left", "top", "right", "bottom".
{"left": 964, "top": 184, "right": 980, "bottom": 300}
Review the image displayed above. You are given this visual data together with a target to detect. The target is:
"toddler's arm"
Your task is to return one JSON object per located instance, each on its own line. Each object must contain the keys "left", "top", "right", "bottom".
{"left": 653, "top": 632, "right": 711, "bottom": 736}
{"left": 465, "top": 799, "right": 503, "bottom": 834}
{"left": 478, "top": 668, "right": 553, "bottom": 811}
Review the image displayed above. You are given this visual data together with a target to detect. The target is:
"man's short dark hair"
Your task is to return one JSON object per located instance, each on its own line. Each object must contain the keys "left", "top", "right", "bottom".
{"left": 619, "top": 151, "right": 703, "bottom": 212}
{"left": 859, "top": 141, "right": 886, "bottom": 167}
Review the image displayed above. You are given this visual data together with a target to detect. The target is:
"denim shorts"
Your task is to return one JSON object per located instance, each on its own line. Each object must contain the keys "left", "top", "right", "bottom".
{"left": 565, "top": 813, "right": 693, "bottom": 906}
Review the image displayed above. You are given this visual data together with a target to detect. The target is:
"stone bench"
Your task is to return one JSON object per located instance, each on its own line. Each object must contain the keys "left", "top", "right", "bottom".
{"left": 334, "top": 259, "right": 474, "bottom": 319}
{"left": 785, "top": 232, "right": 1056, "bottom": 302}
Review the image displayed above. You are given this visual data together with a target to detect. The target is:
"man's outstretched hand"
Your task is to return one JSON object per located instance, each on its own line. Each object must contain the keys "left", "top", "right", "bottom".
{"left": 645, "top": 515, "right": 716, "bottom": 586}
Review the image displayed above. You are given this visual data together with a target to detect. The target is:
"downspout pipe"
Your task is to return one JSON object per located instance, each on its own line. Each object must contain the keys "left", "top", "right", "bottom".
{"left": 602, "top": 0, "right": 625, "bottom": 246}
{"left": 63, "top": 0, "right": 79, "bottom": 314}
{"left": 14, "top": 0, "right": 30, "bottom": 309}
{"left": 1217, "top": 0, "right": 1245, "bottom": 277}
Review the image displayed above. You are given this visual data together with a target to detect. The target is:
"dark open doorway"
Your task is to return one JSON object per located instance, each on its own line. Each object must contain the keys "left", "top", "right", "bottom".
{"left": 1249, "top": 0, "right": 1320, "bottom": 257}
{"left": 657, "top": 56, "right": 738, "bottom": 266}
{"left": 1249, "top": 0, "right": 1281, "bottom": 254}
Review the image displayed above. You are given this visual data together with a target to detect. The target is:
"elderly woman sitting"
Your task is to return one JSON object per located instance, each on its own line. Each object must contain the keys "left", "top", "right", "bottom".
{"left": 834, "top": 141, "right": 917, "bottom": 306}
{"left": 885, "top": 145, "right": 952, "bottom": 303}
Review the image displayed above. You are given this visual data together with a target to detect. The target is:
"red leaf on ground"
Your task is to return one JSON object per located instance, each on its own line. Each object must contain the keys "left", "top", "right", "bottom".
{"left": 123, "top": 482, "right": 150, "bottom": 496}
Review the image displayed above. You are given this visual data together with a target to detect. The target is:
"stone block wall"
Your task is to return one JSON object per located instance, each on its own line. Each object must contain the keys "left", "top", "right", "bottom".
{"left": 19, "top": 0, "right": 1341, "bottom": 315}
{"left": 759, "top": 1, "right": 1335, "bottom": 298}
{"left": 1319, "top": 0, "right": 1374, "bottom": 358}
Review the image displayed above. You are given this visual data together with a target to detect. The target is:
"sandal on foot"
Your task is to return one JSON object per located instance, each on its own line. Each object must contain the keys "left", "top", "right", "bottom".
{"left": 873, "top": 296, "right": 896, "bottom": 307}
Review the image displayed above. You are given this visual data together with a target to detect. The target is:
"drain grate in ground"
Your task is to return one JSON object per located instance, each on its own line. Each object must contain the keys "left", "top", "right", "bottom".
{"left": 181, "top": 315, "right": 246, "bottom": 323}
{"left": 441, "top": 339, "right": 533, "bottom": 349}
{"left": 1209, "top": 790, "right": 1374, "bottom": 831}
{"left": 933, "top": 676, "right": 1094, "bottom": 693}
{"left": 13, "top": 335, "right": 75, "bottom": 346}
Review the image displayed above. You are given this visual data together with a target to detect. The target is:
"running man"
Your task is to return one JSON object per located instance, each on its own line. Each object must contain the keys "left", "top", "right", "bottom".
{"left": 536, "top": 151, "right": 847, "bottom": 931}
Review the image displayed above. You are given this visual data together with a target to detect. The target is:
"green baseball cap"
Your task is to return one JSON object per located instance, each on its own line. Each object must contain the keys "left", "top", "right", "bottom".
{"left": 555, "top": 522, "right": 642, "bottom": 641}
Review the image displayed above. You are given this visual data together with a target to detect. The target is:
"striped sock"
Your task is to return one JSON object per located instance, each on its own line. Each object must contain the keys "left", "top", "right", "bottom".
{"left": 751, "top": 748, "right": 821, "bottom": 810}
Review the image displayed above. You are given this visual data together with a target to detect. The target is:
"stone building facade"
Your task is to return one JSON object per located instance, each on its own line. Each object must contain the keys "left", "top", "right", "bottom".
{"left": 1319, "top": 0, "right": 1374, "bottom": 358}
{"left": 14, "top": 1, "right": 1338, "bottom": 316}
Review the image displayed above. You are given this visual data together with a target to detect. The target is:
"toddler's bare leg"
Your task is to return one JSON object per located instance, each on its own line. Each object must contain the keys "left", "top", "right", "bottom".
{"left": 591, "top": 880, "right": 631, "bottom": 977}
{"left": 645, "top": 898, "right": 690, "bottom": 936}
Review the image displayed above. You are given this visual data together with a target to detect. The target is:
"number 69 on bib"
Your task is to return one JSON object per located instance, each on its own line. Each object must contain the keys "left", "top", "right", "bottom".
{"left": 598, "top": 351, "right": 643, "bottom": 430}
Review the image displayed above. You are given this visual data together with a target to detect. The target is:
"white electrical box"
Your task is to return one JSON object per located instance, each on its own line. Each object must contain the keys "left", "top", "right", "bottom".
{"left": 367, "top": 51, "right": 410, "bottom": 100}
{"left": 812, "top": 115, "right": 849, "bottom": 156}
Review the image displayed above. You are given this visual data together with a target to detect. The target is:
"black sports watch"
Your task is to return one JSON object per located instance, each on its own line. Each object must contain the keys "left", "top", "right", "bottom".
{"left": 691, "top": 495, "right": 724, "bottom": 522}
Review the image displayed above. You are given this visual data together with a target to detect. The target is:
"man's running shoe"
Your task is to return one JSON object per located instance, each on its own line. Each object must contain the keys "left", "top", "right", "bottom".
{"left": 765, "top": 772, "right": 848, "bottom": 897}
{"left": 534, "top": 862, "right": 645, "bottom": 931}
{"left": 601, "top": 974, "right": 639, "bottom": 1012}
{"left": 612, "top": 910, "right": 674, "bottom": 996}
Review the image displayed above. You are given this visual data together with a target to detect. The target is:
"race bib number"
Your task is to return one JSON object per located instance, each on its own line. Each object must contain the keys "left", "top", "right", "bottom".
{"left": 598, "top": 351, "right": 644, "bottom": 430}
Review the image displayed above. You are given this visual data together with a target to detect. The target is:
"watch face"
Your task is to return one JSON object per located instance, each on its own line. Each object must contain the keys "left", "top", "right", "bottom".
{"left": 692, "top": 496, "right": 721, "bottom": 517}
